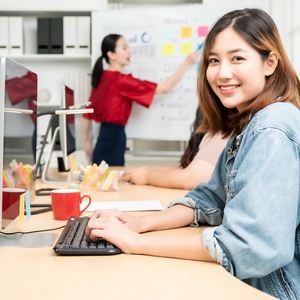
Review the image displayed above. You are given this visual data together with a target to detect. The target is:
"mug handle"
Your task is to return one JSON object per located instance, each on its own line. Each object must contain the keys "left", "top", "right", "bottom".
{"left": 79, "top": 195, "right": 92, "bottom": 215}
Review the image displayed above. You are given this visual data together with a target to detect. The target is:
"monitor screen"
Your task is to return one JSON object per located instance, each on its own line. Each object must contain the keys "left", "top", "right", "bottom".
{"left": 59, "top": 85, "right": 76, "bottom": 171}
{"left": 0, "top": 57, "right": 37, "bottom": 230}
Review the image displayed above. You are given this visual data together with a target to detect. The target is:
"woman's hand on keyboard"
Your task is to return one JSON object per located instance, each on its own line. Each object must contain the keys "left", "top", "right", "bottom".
{"left": 86, "top": 209, "right": 143, "bottom": 234}
{"left": 85, "top": 213, "right": 141, "bottom": 254}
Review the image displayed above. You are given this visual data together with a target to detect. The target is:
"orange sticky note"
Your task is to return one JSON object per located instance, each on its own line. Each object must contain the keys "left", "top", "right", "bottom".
{"left": 181, "top": 43, "right": 192, "bottom": 55}
{"left": 18, "top": 193, "right": 25, "bottom": 226}
{"left": 163, "top": 44, "right": 174, "bottom": 56}
{"left": 181, "top": 27, "right": 192, "bottom": 38}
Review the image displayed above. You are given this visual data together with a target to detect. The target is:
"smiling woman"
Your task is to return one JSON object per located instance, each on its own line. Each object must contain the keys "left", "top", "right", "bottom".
{"left": 85, "top": 9, "right": 300, "bottom": 300}
{"left": 206, "top": 27, "right": 277, "bottom": 113}
{"left": 197, "top": 9, "right": 300, "bottom": 138}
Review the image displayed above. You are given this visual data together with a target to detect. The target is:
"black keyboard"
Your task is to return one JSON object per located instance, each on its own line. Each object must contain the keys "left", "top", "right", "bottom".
{"left": 53, "top": 216, "right": 122, "bottom": 255}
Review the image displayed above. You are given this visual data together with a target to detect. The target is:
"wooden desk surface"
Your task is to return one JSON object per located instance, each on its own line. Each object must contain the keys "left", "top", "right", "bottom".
{"left": 0, "top": 171, "right": 275, "bottom": 300}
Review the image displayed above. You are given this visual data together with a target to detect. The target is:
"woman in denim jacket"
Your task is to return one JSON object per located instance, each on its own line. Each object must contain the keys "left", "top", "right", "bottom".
{"left": 85, "top": 8, "right": 300, "bottom": 300}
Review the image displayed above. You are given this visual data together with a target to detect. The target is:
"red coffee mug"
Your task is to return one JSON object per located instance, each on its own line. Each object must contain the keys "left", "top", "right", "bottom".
{"left": 51, "top": 189, "right": 91, "bottom": 221}
{"left": 2, "top": 188, "right": 26, "bottom": 221}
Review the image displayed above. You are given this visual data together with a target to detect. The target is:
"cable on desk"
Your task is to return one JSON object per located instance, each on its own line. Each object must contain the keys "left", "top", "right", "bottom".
{"left": 35, "top": 188, "right": 59, "bottom": 196}
{"left": 31, "top": 188, "right": 60, "bottom": 215}
{"left": 0, "top": 225, "right": 65, "bottom": 235}
{"left": 29, "top": 206, "right": 52, "bottom": 215}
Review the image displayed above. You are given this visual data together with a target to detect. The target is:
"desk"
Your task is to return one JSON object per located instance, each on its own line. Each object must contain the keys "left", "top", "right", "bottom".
{"left": 0, "top": 172, "right": 275, "bottom": 300}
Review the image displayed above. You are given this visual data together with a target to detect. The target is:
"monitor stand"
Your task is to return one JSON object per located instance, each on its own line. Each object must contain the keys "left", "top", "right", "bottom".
{"left": 0, "top": 232, "right": 58, "bottom": 247}
{"left": 42, "top": 126, "right": 70, "bottom": 184}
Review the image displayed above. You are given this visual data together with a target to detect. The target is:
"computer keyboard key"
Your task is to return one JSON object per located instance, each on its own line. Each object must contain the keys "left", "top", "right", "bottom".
{"left": 97, "top": 242, "right": 105, "bottom": 249}
{"left": 89, "top": 242, "right": 97, "bottom": 249}
{"left": 59, "top": 225, "right": 71, "bottom": 244}
{"left": 72, "top": 221, "right": 80, "bottom": 232}
{"left": 106, "top": 242, "right": 115, "bottom": 249}
{"left": 65, "top": 236, "right": 73, "bottom": 245}
{"left": 69, "top": 231, "right": 76, "bottom": 239}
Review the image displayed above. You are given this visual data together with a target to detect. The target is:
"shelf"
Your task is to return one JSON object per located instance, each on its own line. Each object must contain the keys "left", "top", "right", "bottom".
{"left": 0, "top": 2, "right": 106, "bottom": 13}
{"left": 9, "top": 55, "right": 92, "bottom": 62}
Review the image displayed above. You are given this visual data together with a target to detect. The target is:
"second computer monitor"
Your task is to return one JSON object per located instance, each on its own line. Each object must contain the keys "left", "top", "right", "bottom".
{"left": 59, "top": 85, "right": 76, "bottom": 171}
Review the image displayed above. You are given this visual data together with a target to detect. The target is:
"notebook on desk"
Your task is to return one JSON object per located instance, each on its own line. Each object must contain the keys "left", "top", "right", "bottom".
{"left": 53, "top": 216, "right": 122, "bottom": 255}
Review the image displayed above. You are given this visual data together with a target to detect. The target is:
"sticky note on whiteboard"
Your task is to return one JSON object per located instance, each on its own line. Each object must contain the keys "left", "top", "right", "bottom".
{"left": 181, "top": 26, "right": 192, "bottom": 38}
{"left": 163, "top": 27, "right": 176, "bottom": 40}
{"left": 198, "top": 26, "right": 209, "bottom": 37}
{"left": 181, "top": 43, "right": 192, "bottom": 55}
{"left": 198, "top": 43, "right": 204, "bottom": 55}
{"left": 163, "top": 44, "right": 174, "bottom": 55}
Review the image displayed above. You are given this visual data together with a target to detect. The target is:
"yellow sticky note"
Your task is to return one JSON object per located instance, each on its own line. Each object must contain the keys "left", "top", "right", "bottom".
{"left": 181, "top": 43, "right": 192, "bottom": 55}
{"left": 18, "top": 193, "right": 25, "bottom": 226}
{"left": 163, "top": 44, "right": 174, "bottom": 56}
{"left": 181, "top": 27, "right": 192, "bottom": 38}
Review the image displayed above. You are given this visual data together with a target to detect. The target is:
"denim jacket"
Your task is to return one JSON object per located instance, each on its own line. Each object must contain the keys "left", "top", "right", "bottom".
{"left": 169, "top": 102, "right": 300, "bottom": 300}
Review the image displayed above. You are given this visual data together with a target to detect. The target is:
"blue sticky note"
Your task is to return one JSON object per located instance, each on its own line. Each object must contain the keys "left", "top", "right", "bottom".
{"left": 197, "top": 43, "right": 204, "bottom": 54}
{"left": 196, "top": 61, "right": 202, "bottom": 73}
{"left": 25, "top": 189, "right": 31, "bottom": 221}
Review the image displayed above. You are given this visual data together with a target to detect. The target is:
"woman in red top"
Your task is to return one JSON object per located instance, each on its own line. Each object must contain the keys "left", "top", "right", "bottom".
{"left": 82, "top": 34, "right": 199, "bottom": 166}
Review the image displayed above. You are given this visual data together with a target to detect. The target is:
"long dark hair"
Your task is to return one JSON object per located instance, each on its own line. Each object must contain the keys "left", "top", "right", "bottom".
{"left": 197, "top": 8, "right": 300, "bottom": 138}
{"left": 91, "top": 34, "right": 122, "bottom": 89}
{"left": 180, "top": 106, "right": 205, "bottom": 168}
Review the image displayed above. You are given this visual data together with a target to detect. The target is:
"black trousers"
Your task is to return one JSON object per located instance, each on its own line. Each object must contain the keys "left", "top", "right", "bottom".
{"left": 92, "top": 122, "right": 126, "bottom": 166}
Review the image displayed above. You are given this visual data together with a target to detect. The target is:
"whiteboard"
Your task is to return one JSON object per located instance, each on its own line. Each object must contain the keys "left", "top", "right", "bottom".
{"left": 92, "top": 2, "right": 268, "bottom": 140}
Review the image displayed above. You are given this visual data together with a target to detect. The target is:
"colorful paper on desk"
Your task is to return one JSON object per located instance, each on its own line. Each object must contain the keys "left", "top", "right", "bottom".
{"left": 24, "top": 189, "right": 31, "bottom": 221}
{"left": 18, "top": 193, "right": 25, "bottom": 226}
{"left": 80, "top": 200, "right": 164, "bottom": 212}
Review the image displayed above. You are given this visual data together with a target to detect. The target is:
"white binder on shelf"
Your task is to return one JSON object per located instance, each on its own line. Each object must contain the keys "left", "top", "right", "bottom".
{"left": 0, "top": 17, "right": 9, "bottom": 56}
{"left": 63, "top": 16, "right": 77, "bottom": 55}
{"left": 9, "top": 17, "right": 23, "bottom": 55}
{"left": 77, "top": 16, "right": 90, "bottom": 56}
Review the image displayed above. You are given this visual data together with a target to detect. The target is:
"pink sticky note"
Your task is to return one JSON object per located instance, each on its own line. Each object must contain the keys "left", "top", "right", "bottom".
{"left": 198, "top": 26, "right": 209, "bottom": 37}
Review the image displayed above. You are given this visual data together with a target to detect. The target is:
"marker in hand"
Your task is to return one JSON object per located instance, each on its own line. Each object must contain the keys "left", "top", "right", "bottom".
{"left": 198, "top": 43, "right": 204, "bottom": 53}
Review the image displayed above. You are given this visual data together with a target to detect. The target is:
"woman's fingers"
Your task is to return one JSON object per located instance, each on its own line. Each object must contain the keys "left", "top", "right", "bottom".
{"left": 123, "top": 173, "right": 131, "bottom": 182}
{"left": 85, "top": 218, "right": 106, "bottom": 241}
{"left": 90, "top": 229, "right": 105, "bottom": 242}
{"left": 85, "top": 215, "right": 140, "bottom": 254}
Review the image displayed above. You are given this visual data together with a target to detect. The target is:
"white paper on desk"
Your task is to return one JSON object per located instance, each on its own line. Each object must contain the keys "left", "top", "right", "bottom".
{"left": 81, "top": 200, "right": 164, "bottom": 212}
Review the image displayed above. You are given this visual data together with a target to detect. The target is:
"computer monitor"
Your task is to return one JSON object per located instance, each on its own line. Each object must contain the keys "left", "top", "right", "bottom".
{"left": 59, "top": 85, "right": 76, "bottom": 171}
{"left": 42, "top": 85, "right": 76, "bottom": 183}
{"left": 0, "top": 57, "right": 57, "bottom": 246}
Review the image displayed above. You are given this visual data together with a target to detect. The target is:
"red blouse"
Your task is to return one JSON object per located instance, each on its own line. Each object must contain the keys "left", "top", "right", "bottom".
{"left": 83, "top": 70, "right": 157, "bottom": 126}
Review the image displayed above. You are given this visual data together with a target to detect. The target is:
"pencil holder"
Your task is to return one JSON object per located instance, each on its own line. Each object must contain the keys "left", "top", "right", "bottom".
{"left": 82, "top": 161, "right": 119, "bottom": 192}
{"left": 101, "top": 170, "right": 119, "bottom": 192}
{"left": 8, "top": 161, "right": 33, "bottom": 190}
{"left": 83, "top": 169, "right": 102, "bottom": 191}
